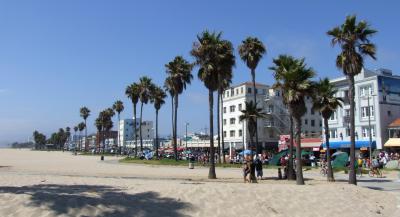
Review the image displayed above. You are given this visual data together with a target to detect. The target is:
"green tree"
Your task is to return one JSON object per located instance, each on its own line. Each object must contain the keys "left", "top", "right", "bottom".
{"left": 270, "top": 55, "right": 315, "bottom": 185}
{"left": 191, "top": 30, "right": 234, "bottom": 179}
{"left": 77, "top": 122, "right": 86, "bottom": 151}
{"left": 238, "top": 37, "right": 266, "bottom": 154}
{"left": 80, "top": 107, "right": 91, "bottom": 151}
{"left": 126, "top": 83, "right": 141, "bottom": 156}
{"left": 138, "top": 76, "right": 154, "bottom": 152}
{"left": 327, "top": 15, "right": 377, "bottom": 185}
{"left": 312, "top": 78, "right": 343, "bottom": 182}
{"left": 150, "top": 86, "right": 167, "bottom": 158}
{"left": 113, "top": 100, "right": 124, "bottom": 153}
{"left": 165, "top": 56, "right": 193, "bottom": 161}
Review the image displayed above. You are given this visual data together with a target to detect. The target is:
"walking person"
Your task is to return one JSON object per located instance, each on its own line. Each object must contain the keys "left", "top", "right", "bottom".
{"left": 255, "top": 157, "right": 263, "bottom": 180}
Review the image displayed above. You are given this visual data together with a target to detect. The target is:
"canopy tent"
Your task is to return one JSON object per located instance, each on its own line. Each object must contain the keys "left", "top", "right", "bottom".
{"left": 331, "top": 152, "right": 349, "bottom": 168}
{"left": 384, "top": 138, "right": 400, "bottom": 147}
{"left": 269, "top": 149, "right": 313, "bottom": 166}
{"left": 322, "top": 140, "right": 376, "bottom": 149}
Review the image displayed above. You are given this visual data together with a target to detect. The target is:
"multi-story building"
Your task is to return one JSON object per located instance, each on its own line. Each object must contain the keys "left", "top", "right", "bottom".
{"left": 326, "top": 68, "right": 400, "bottom": 150}
{"left": 221, "top": 82, "right": 322, "bottom": 153}
{"left": 119, "top": 118, "right": 154, "bottom": 149}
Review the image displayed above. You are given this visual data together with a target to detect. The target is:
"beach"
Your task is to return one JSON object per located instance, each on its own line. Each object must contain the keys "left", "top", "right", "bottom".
{"left": 0, "top": 149, "right": 398, "bottom": 217}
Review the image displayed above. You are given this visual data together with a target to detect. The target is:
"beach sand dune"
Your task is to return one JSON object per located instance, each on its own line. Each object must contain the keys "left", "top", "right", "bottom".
{"left": 0, "top": 149, "right": 397, "bottom": 217}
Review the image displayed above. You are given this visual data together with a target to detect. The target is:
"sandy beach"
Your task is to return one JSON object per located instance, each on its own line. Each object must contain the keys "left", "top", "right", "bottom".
{"left": 0, "top": 149, "right": 398, "bottom": 217}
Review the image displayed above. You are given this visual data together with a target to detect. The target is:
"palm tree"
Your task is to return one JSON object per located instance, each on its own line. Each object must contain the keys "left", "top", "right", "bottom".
{"left": 270, "top": 55, "right": 315, "bottom": 185}
{"left": 150, "top": 86, "right": 167, "bottom": 158}
{"left": 238, "top": 37, "right": 266, "bottom": 154}
{"left": 80, "top": 107, "right": 91, "bottom": 151}
{"left": 77, "top": 122, "right": 86, "bottom": 151}
{"left": 138, "top": 76, "right": 154, "bottom": 152}
{"left": 126, "top": 82, "right": 140, "bottom": 156}
{"left": 113, "top": 100, "right": 124, "bottom": 153}
{"left": 191, "top": 30, "right": 234, "bottom": 179}
{"left": 239, "top": 101, "right": 266, "bottom": 182}
{"left": 327, "top": 15, "right": 377, "bottom": 185}
{"left": 218, "top": 78, "right": 232, "bottom": 163}
{"left": 95, "top": 117, "right": 103, "bottom": 153}
{"left": 164, "top": 76, "right": 176, "bottom": 152}
{"left": 165, "top": 56, "right": 193, "bottom": 161}
{"left": 73, "top": 126, "right": 78, "bottom": 147}
{"left": 312, "top": 78, "right": 343, "bottom": 182}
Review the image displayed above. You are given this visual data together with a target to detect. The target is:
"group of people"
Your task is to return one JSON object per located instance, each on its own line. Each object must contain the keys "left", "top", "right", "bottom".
{"left": 242, "top": 156, "right": 264, "bottom": 183}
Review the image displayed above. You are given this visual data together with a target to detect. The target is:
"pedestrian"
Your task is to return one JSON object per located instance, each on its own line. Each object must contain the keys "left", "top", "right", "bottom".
{"left": 242, "top": 160, "right": 250, "bottom": 183}
{"left": 255, "top": 158, "right": 263, "bottom": 180}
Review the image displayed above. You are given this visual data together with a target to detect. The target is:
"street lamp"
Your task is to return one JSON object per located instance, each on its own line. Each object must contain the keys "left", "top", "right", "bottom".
{"left": 185, "top": 122, "right": 189, "bottom": 150}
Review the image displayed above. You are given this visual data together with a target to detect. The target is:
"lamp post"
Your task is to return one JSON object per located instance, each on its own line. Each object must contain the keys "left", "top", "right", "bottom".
{"left": 185, "top": 122, "right": 189, "bottom": 150}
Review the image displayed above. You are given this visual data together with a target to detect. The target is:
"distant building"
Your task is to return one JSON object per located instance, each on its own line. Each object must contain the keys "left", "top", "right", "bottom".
{"left": 221, "top": 82, "right": 322, "bottom": 152}
{"left": 325, "top": 68, "right": 400, "bottom": 150}
{"left": 119, "top": 118, "right": 154, "bottom": 149}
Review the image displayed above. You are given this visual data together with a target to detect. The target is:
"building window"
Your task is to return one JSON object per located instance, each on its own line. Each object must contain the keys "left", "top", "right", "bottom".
{"left": 248, "top": 88, "right": 252, "bottom": 94}
{"left": 330, "top": 112, "right": 337, "bottom": 120}
{"left": 360, "top": 85, "right": 373, "bottom": 96}
{"left": 236, "top": 89, "right": 239, "bottom": 95}
{"left": 362, "top": 126, "right": 375, "bottom": 138}
{"left": 275, "top": 90, "right": 280, "bottom": 97}
{"left": 223, "top": 107, "right": 226, "bottom": 113}
{"left": 361, "top": 106, "right": 374, "bottom": 118}
{"left": 223, "top": 131, "right": 226, "bottom": 138}
{"left": 230, "top": 130, "right": 235, "bottom": 137}
{"left": 330, "top": 129, "right": 337, "bottom": 138}
{"left": 230, "top": 88, "right": 234, "bottom": 96}
{"left": 223, "top": 119, "right": 227, "bottom": 125}
{"left": 226, "top": 91, "right": 229, "bottom": 97}
{"left": 388, "top": 110, "right": 392, "bottom": 116}
{"left": 230, "top": 118, "right": 236, "bottom": 125}
{"left": 319, "top": 120, "right": 322, "bottom": 127}
{"left": 239, "top": 129, "right": 243, "bottom": 137}
{"left": 311, "top": 109, "right": 315, "bottom": 115}
{"left": 241, "top": 87, "right": 243, "bottom": 94}
{"left": 346, "top": 128, "right": 350, "bottom": 137}
{"left": 304, "top": 119, "right": 308, "bottom": 125}
{"left": 230, "top": 105, "right": 235, "bottom": 112}
{"left": 311, "top": 119, "right": 315, "bottom": 127}
{"left": 255, "top": 88, "right": 258, "bottom": 94}
{"left": 238, "top": 103, "right": 242, "bottom": 111}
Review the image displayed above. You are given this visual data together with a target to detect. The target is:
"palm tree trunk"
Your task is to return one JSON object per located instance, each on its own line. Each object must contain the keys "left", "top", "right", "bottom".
{"left": 324, "top": 117, "right": 334, "bottom": 182}
{"left": 174, "top": 94, "right": 179, "bottom": 161}
{"left": 84, "top": 119, "right": 88, "bottom": 152}
{"left": 139, "top": 102, "right": 144, "bottom": 152}
{"left": 155, "top": 109, "right": 159, "bottom": 159}
{"left": 251, "top": 68, "right": 260, "bottom": 155}
{"left": 294, "top": 115, "right": 305, "bottom": 185}
{"left": 348, "top": 75, "right": 357, "bottom": 185}
{"left": 133, "top": 103, "right": 138, "bottom": 157}
{"left": 217, "top": 90, "right": 221, "bottom": 164}
{"left": 287, "top": 117, "right": 295, "bottom": 180}
{"left": 118, "top": 113, "right": 122, "bottom": 154}
{"left": 171, "top": 95, "right": 174, "bottom": 155}
{"left": 208, "top": 90, "right": 216, "bottom": 179}
{"left": 220, "top": 93, "right": 226, "bottom": 163}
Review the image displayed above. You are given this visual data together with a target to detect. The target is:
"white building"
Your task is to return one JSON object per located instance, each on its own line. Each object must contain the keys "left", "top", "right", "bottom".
{"left": 119, "top": 118, "right": 154, "bottom": 149}
{"left": 326, "top": 68, "right": 400, "bottom": 150}
{"left": 221, "top": 82, "right": 322, "bottom": 153}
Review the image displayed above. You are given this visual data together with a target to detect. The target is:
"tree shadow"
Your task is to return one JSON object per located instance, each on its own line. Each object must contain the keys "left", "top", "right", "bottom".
{"left": 0, "top": 184, "right": 192, "bottom": 217}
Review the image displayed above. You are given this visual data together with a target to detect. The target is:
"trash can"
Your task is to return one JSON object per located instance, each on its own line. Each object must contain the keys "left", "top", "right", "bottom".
{"left": 188, "top": 156, "right": 195, "bottom": 169}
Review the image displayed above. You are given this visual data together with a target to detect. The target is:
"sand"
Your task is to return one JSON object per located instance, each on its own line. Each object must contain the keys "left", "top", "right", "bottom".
{"left": 0, "top": 149, "right": 397, "bottom": 217}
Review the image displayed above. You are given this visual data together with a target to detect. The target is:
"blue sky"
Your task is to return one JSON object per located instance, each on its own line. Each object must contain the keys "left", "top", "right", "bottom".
{"left": 1, "top": 0, "right": 399, "bottom": 145}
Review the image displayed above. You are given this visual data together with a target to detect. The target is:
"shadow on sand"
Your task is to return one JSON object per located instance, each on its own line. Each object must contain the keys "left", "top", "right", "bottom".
{"left": 0, "top": 184, "right": 192, "bottom": 217}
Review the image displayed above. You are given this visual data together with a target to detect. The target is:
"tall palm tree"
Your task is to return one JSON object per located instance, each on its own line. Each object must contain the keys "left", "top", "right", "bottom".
{"left": 165, "top": 56, "right": 193, "bottom": 161}
{"left": 77, "top": 122, "right": 86, "bottom": 151}
{"left": 327, "top": 15, "right": 377, "bottom": 185}
{"left": 95, "top": 117, "right": 103, "bottom": 153}
{"left": 238, "top": 37, "right": 266, "bottom": 154}
{"left": 218, "top": 78, "right": 232, "bottom": 163}
{"left": 150, "top": 86, "right": 167, "bottom": 158}
{"left": 270, "top": 55, "right": 315, "bottom": 185}
{"left": 113, "top": 100, "right": 124, "bottom": 153}
{"left": 138, "top": 76, "right": 154, "bottom": 152}
{"left": 239, "top": 101, "right": 266, "bottom": 182}
{"left": 312, "top": 78, "right": 343, "bottom": 182}
{"left": 80, "top": 107, "right": 91, "bottom": 151}
{"left": 164, "top": 76, "right": 176, "bottom": 152}
{"left": 191, "top": 30, "right": 234, "bottom": 179}
{"left": 126, "top": 82, "right": 140, "bottom": 156}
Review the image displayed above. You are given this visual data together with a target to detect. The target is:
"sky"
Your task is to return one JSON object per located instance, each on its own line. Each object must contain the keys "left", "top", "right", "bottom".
{"left": 1, "top": 0, "right": 400, "bottom": 145}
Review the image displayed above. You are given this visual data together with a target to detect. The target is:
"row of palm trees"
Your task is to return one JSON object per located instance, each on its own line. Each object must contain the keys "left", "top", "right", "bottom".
{"left": 64, "top": 15, "right": 375, "bottom": 185}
